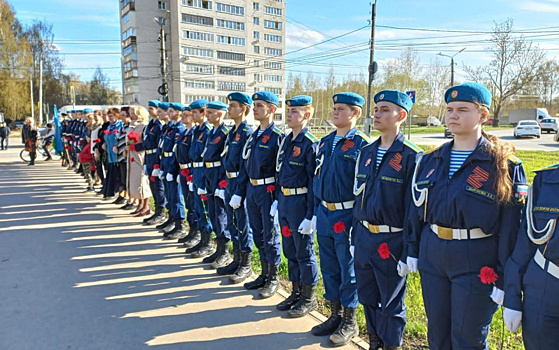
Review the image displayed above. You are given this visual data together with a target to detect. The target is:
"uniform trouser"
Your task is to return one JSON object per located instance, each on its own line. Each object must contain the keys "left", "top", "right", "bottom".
{"left": 354, "top": 224, "right": 407, "bottom": 347}
{"left": 278, "top": 193, "right": 319, "bottom": 286}
{"left": 148, "top": 166, "right": 166, "bottom": 209}
{"left": 180, "top": 175, "right": 197, "bottom": 228}
{"left": 315, "top": 205, "right": 359, "bottom": 308}
{"left": 0, "top": 136, "right": 8, "bottom": 149}
{"left": 419, "top": 226, "right": 499, "bottom": 350}
{"left": 208, "top": 193, "right": 229, "bottom": 243}
{"left": 246, "top": 184, "right": 281, "bottom": 266}
{"left": 192, "top": 168, "right": 212, "bottom": 234}
{"left": 224, "top": 184, "right": 253, "bottom": 252}
{"left": 165, "top": 177, "right": 185, "bottom": 221}
{"left": 103, "top": 163, "right": 120, "bottom": 198}
{"left": 521, "top": 257, "right": 559, "bottom": 350}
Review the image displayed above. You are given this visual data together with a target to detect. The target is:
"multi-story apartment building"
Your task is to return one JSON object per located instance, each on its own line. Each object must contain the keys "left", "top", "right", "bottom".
{"left": 120, "top": 0, "right": 286, "bottom": 123}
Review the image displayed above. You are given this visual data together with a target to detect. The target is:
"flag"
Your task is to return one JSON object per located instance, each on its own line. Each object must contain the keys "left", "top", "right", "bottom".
{"left": 53, "top": 105, "right": 63, "bottom": 154}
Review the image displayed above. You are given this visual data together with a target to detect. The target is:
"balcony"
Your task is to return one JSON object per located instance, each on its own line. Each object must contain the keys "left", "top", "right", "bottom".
{"left": 124, "top": 69, "right": 139, "bottom": 80}
{"left": 121, "top": 1, "right": 135, "bottom": 16}
{"left": 122, "top": 36, "right": 136, "bottom": 49}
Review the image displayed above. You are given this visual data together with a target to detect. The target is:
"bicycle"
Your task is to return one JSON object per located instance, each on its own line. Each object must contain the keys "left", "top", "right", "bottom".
{"left": 20, "top": 143, "right": 62, "bottom": 163}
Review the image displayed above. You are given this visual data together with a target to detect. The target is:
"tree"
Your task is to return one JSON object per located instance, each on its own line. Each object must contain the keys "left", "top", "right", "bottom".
{"left": 465, "top": 19, "right": 545, "bottom": 126}
{"left": 89, "top": 67, "right": 110, "bottom": 105}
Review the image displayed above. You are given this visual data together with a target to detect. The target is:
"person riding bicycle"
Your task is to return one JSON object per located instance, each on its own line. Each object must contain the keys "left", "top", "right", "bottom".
{"left": 42, "top": 123, "right": 55, "bottom": 161}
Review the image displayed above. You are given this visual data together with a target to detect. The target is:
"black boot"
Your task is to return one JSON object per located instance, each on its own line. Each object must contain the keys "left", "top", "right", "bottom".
{"left": 276, "top": 281, "right": 301, "bottom": 311}
{"left": 368, "top": 334, "right": 384, "bottom": 350}
{"left": 190, "top": 231, "right": 214, "bottom": 258}
{"left": 217, "top": 246, "right": 240, "bottom": 275}
{"left": 161, "top": 220, "right": 176, "bottom": 234}
{"left": 328, "top": 306, "right": 358, "bottom": 347}
{"left": 183, "top": 229, "right": 202, "bottom": 249}
{"left": 143, "top": 207, "right": 160, "bottom": 224}
{"left": 165, "top": 220, "right": 187, "bottom": 240}
{"left": 210, "top": 240, "right": 232, "bottom": 269}
{"left": 178, "top": 225, "right": 196, "bottom": 243}
{"left": 146, "top": 208, "right": 166, "bottom": 225}
{"left": 259, "top": 264, "right": 279, "bottom": 299}
{"left": 202, "top": 238, "right": 221, "bottom": 263}
{"left": 288, "top": 284, "right": 318, "bottom": 318}
{"left": 185, "top": 230, "right": 204, "bottom": 253}
{"left": 311, "top": 300, "right": 342, "bottom": 336}
{"left": 155, "top": 216, "right": 172, "bottom": 230}
{"left": 230, "top": 251, "right": 253, "bottom": 284}
{"left": 243, "top": 259, "right": 267, "bottom": 289}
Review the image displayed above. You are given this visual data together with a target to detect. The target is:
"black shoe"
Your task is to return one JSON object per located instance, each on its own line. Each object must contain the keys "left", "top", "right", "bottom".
{"left": 185, "top": 231, "right": 205, "bottom": 254}
{"left": 243, "top": 258, "right": 267, "bottom": 289}
{"left": 166, "top": 220, "right": 187, "bottom": 240}
{"left": 146, "top": 209, "right": 167, "bottom": 226}
{"left": 259, "top": 264, "right": 279, "bottom": 299}
{"left": 190, "top": 232, "right": 214, "bottom": 258}
{"left": 230, "top": 250, "right": 253, "bottom": 284}
{"left": 210, "top": 241, "right": 232, "bottom": 269}
{"left": 328, "top": 306, "right": 358, "bottom": 347}
{"left": 178, "top": 226, "right": 195, "bottom": 243}
{"left": 95, "top": 190, "right": 103, "bottom": 196}
{"left": 156, "top": 217, "right": 173, "bottom": 230}
{"left": 143, "top": 209, "right": 158, "bottom": 224}
{"left": 120, "top": 203, "right": 135, "bottom": 210}
{"left": 182, "top": 229, "right": 201, "bottom": 248}
{"left": 28, "top": 162, "right": 35, "bottom": 166}
{"left": 45, "top": 157, "right": 53, "bottom": 161}
{"left": 288, "top": 284, "right": 318, "bottom": 318}
{"left": 217, "top": 246, "right": 240, "bottom": 275}
{"left": 368, "top": 334, "right": 384, "bottom": 350}
{"left": 113, "top": 196, "right": 126, "bottom": 205}
{"left": 311, "top": 300, "right": 342, "bottom": 336}
{"left": 277, "top": 281, "right": 301, "bottom": 311}
{"left": 202, "top": 239, "right": 220, "bottom": 264}
{"left": 162, "top": 221, "right": 176, "bottom": 235}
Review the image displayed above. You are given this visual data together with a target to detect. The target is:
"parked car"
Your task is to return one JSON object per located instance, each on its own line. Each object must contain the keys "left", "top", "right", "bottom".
{"left": 540, "top": 118, "right": 559, "bottom": 133}
{"left": 514, "top": 120, "right": 541, "bottom": 139}
{"left": 444, "top": 125, "right": 454, "bottom": 138}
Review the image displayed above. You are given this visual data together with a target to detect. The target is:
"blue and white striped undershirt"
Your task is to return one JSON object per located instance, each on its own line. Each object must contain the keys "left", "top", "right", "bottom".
{"left": 376, "top": 147, "right": 387, "bottom": 167}
{"left": 257, "top": 130, "right": 264, "bottom": 137}
{"left": 449, "top": 149, "right": 473, "bottom": 178}
{"left": 332, "top": 135, "right": 343, "bottom": 155}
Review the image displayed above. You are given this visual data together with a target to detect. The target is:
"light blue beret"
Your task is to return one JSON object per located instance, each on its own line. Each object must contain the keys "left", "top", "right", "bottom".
{"left": 286, "top": 95, "right": 312, "bottom": 107}
{"left": 190, "top": 99, "right": 209, "bottom": 110}
{"left": 253, "top": 91, "right": 279, "bottom": 106}
{"left": 374, "top": 90, "right": 413, "bottom": 112}
{"left": 228, "top": 92, "right": 253, "bottom": 106}
{"left": 207, "top": 101, "right": 228, "bottom": 111}
{"left": 332, "top": 92, "right": 365, "bottom": 108}
{"left": 444, "top": 82, "right": 492, "bottom": 107}
{"left": 169, "top": 102, "right": 184, "bottom": 111}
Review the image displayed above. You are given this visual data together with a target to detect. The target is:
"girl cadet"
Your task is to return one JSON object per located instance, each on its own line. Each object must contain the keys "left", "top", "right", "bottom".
{"left": 353, "top": 90, "right": 420, "bottom": 350}
{"left": 504, "top": 162, "right": 558, "bottom": 350}
{"left": 312, "top": 92, "right": 371, "bottom": 347}
{"left": 274, "top": 95, "right": 320, "bottom": 318}
{"left": 407, "top": 82, "right": 527, "bottom": 350}
{"left": 101, "top": 108, "right": 124, "bottom": 200}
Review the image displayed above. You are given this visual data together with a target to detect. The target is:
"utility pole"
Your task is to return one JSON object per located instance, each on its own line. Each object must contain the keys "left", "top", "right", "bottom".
{"left": 39, "top": 56, "right": 43, "bottom": 126}
{"left": 364, "top": 1, "right": 378, "bottom": 136}
{"left": 30, "top": 76, "right": 34, "bottom": 120}
{"left": 438, "top": 48, "right": 466, "bottom": 87}
{"left": 155, "top": 11, "right": 171, "bottom": 102}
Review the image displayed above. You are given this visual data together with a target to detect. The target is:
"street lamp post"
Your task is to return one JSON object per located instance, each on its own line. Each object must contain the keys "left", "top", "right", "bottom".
{"left": 437, "top": 47, "right": 466, "bottom": 86}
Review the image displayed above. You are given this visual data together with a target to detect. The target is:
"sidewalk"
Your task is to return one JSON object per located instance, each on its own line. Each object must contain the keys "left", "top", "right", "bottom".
{"left": 0, "top": 141, "right": 362, "bottom": 350}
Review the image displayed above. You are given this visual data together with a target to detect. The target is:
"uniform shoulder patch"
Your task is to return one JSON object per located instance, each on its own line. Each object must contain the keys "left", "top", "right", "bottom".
{"left": 423, "top": 144, "right": 442, "bottom": 155}
{"left": 534, "top": 163, "right": 559, "bottom": 172}
{"left": 403, "top": 139, "right": 423, "bottom": 153}
{"left": 355, "top": 130, "right": 371, "bottom": 143}
{"left": 272, "top": 126, "right": 284, "bottom": 136}
{"left": 508, "top": 155, "right": 522, "bottom": 165}
{"left": 221, "top": 125, "right": 230, "bottom": 134}
{"left": 304, "top": 131, "right": 319, "bottom": 143}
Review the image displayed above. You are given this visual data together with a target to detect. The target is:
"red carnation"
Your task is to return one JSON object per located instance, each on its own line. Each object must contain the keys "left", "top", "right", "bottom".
{"left": 127, "top": 131, "right": 140, "bottom": 143}
{"left": 103, "top": 130, "right": 110, "bottom": 135}
{"left": 200, "top": 194, "right": 208, "bottom": 201}
{"left": 94, "top": 138, "right": 101, "bottom": 143}
{"left": 130, "top": 157, "right": 135, "bottom": 163}
{"left": 378, "top": 243, "right": 391, "bottom": 260}
{"left": 91, "top": 166, "right": 97, "bottom": 171}
{"left": 219, "top": 180, "right": 228, "bottom": 189}
{"left": 266, "top": 184, "right": 276, "bottom": 193}
{"left": 129, "top": 144, "right": 136, "bottom": 151}
{"left": 333, "top": 221, "right": 346, "bottom": 234}
{"left": 113, "top": 129, "right": 118, "bottom": 134}
{"left": 153, "top": 164, "right": 160, "bottom": 169}
{"left": 150, "top": 176, "right": 155, "bottom": 182}
{"left": 186, "top": 175, "right": 193, "bottom": 182}
{"left": 181, "top": 168, "right": 189, "bottom": 177}
{"left": 282, "top": 226, "right": 292, "bottom": 238}
{"left": 479, "top": 266, "right": 498, "bottom": 285}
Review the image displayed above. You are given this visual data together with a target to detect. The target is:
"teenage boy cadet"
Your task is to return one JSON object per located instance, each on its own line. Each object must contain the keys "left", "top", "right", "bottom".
{"left": 220, "top": 92, "right": 254, "bottom": 283}
{"left": 154, "top": 102, "right": 174, "bottom": 231}
{"left": 199, "top": 101, "right": 231, "bottom": 268}
{"left": 241, "top": 91, "right": 284, "bottom": 298}
{"left": 311, "top": 92, "right": 371, "bottom": 347}
{"left": 353, "top": 90, "right": 420, "bottom": 350}
{"left": 186, "top": 99, "right": 214, "bottom": 258}
{"left": 274, "top": 95, "right": 320, "bottom": 317}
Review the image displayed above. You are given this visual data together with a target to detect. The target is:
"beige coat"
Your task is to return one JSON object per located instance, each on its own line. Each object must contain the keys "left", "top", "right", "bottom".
{"left": 126, "top": 122, "right": 152, "bottom": 199}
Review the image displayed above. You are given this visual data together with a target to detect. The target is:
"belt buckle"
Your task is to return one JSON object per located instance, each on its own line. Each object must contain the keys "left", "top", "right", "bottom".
{"left": 438, "top": 226, "right": 453, "bottom": 240}
{"left": 282, "top": 188, "right": 290, "bottom": 196}
{"left": 368, "top": 224, "right": 380, "bottom": 234}
{"left": 326, "top": 203, "right": 336, "bottom": 211}
{"left": 205, "top": 162, "right": 210, "bottom": 168}
{"left": 251, "top": 179, "right": 258, "bottom": 186}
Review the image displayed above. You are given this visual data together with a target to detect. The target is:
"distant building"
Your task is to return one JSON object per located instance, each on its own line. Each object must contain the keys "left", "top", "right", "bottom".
{"left": 119, "top": 0, "right": 286, "bottom": 123}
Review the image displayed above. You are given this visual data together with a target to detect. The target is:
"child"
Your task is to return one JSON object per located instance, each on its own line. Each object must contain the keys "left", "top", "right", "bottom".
{"left": 79, "top": 135, "right": 95, "bottom": 192}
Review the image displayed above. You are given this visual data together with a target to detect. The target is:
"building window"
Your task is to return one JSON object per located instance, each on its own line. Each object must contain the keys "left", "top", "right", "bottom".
{"left": 253, "top": 46, "right": 260, "bottom": 53}
{"left": 254, "top": 60, "right": 259, "bottom": 67}
{"left": 123, "top": 44, "right": 136, "bottom": 57}
{"left": 184, "top": 80, "right": 215, "bottom": 89}
{"left": 264, "top": 47, "right": 282, "bottom": 56}
{"left": 182, "top": 0, "right": 212, "bottom": 9}
{"left": 254, "top": 2, "right": 259, "bottom": 10}
{"left": 265, "top": 74, "right": 282, "bottom": 82}
{"left": 183, "top": 46, "right": 214, "bottom": 57}
{"left": 266, "top": 87, "right": 282, "bottom": 95}
{"left": 216, "top": 3, "right": 244, "bottom": 15}
{"left": 216, "top": 19, "right": 245, "bottom": 31}
{"left": 182, "top": 30, "right": 214, "bottom": 42}
{"left": 185, "top": 94, "right": 215, "bottom": 103}
{"left": 264, "top": 6, "right": 282, "bottom": 16}
{"left": 182, "top": 14, "right": 213, "bottom": 26}
{"left": 218, "top": 81, "right": 246, "bottom": 92}
{"left": 264, "top": 34, "right": 282, "bottom": 43}
{"left": 122, "top": 27, "right": 136, "bottom": 40}
{"left": 158, "top": 1, "right": 166, "bottom": 10}
{"left": 253, "top": 17, "right": 259, "bottom": 25}
{"left": 184, "top": 63, "right": 215, "bottom": 74}
{"left": 219, "top": 66, "right": 245, "bottom": 76}
{"left": 254, "top": 73, "right": 261, "bottom": 82}
{"left": 123, "top": 13, "right": 130, "bottom": 24}
{"left": 253, "top": 31, "right": 259, "bottom": 39}
{"left": 217, "top": 51, "right": 245, "bottom": 61}
{"left": 264, "top": 61, "right": 282, "bottom": 70}
{"left": 217, "top": 35, "right": 245, "bottom": 46}
{"left": 274, "top": 113, "right": 283, "bottom": 121}
{"left": 264, "top": 20, "right": 282, "bottom": 30}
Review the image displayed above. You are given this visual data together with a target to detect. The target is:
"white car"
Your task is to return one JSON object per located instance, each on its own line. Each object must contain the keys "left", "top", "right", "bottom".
{"left": 514, "top": 120, "right": 541, "bottom": 139}
{"left": 540, "top": 118, "right": 559, "bottom": 133}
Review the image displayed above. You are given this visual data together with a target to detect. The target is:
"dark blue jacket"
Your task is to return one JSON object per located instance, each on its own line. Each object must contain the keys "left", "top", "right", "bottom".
{"left": 223, "top": 121, "right": 253, "bottom": 198}
{"left": 203, "top": 122, "right": 230, "bottom": 193}
{"left": 188, "top": 121, "right": 212, "bottom": 189}
{"left": 135, "top": 118, "right": 163, "bottom": 168}
{"left": 160, "top": 121, "right": 186, "bottom": 176}
{"left": 243, "top": 122, "right": 284, "bottom": 181}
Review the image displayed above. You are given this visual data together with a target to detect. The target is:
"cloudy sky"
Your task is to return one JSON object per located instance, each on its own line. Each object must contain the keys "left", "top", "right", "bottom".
{"left": 10, "top": 0, "right": 559, "bottom": 91}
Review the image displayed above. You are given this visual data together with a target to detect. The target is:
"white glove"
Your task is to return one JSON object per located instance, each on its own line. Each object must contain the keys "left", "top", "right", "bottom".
{"left": 172, "top": 144, "right": 177, "bottom": 153}
{"left": 166, "top": 173, "right": 174, "bottom": 182}
{"left": 270, "top": 200, "right": 278, "bottom": 217}
{"left": 397, "top": 261, "right": 411, "bottom": 277}
{"left": 176, "top": 175, "right": 180, "bottom": 183}
{"left": 349, "top": 245, "right": 355, "bottom": 258}
{"left": 298, "top": 218, "right": 313, "bottom": 235}
{"left": 159, "top": 172, "right": 165, "bottom": 180}
{"left": 151, "top": 168, "right": 160, "bottom": 177}
{"left": 311, "top": 215, "right": 317, "bottom": 231}
{"left": 143, "top": 165, "right": 147, "bottom": 174}
{"left": 197, "top": 188, "right": 207, "bottom": 195}
{"left": 188, "top": 183, "right": 194, "bottom": 192}
{"left": 406, "top": 257, "right": 419, "bottom": 273}
{"left": 490, "top": 287, "right": 505, "bottom": 306}
{"left": 229, "top": 195, "right": 242, "bottom": 209}
{"left": 216, "top": 189, "right": 225, "bottom": 200}
{"left": 503, "top": 308, "right": 522, "bottom": 332}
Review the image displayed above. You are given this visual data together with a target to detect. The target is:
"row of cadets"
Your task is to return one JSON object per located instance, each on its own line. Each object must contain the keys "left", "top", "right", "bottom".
{"left": 353, "top": 90, "right": 420, "bottom": 349}
{"left": 241, "top": 91, "right": 285, "bottom": 298}
{"left": 407, "top": 82, "right": 527, "bottom": 349}
{"left": 274, "top": 95, "right": 320, "bottom": 317}
{"left": 311, "top": 93, "right": 371, "bottom": 347}
{"left": 185, "top": 99, "right": 215, "bottom": 258}
{"left": 220, "top": 92, "right": 254, "bottom": 283}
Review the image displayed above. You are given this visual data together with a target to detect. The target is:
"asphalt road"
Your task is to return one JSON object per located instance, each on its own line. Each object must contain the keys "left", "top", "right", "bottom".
{"left": 0, "top": 141, "right": 361, "bottom": 350}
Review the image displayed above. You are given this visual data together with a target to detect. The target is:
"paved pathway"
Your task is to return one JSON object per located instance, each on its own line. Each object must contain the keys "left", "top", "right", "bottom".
{"left": 0, "top": 140, "right": 361, "bottom": 350}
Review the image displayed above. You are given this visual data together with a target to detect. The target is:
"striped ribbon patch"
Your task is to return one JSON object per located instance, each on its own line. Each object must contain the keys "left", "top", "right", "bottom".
{"left": 389, "top": 153, "right": 403, "bottom": 171}
{"left": 467, "top": 166, "right": 489, "bottom": 189}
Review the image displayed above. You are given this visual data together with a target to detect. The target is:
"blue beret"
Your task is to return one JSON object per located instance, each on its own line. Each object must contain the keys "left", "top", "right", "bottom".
{"left": 444, "top": 82, "right": 492, "bottom": 107}
{"left": 83, "top": 108, "right": 94, "bottom": 114}
{"left": 253, "top": 91, "right": 279, "bottom": 106}
{"left": 374, "top": 90, "right": 413, "bottom": 112}
{"left": 169, "top": 102, "right": 184, "bottom": 111}
{"left": 286, "top": 95, "right": 312, "bottom": 107}
{"left": 228, "top": 92, "right": 253, "bottom": 106}
{"left": 332, "top": 92, "right": 365, "bottom": 108}
{"left": 76, "top": 110, "right": 84, "bottom": 113}
{"left": 68, "top": 110, "right": 74, "bottom": 114}
{"left": 183, "top": 105, "right": 191, "bottom": 111}
{"left": 207, "top": 101, "right": 228, "bottom": 111}
{"left": 158, "top": 102, "right": 169, "bottom": 111}
{"left": 190, "top": 99, "right": 209, "bottom": 110}
{"left": 148, "top": 100, "right": 160, "bottom": 108}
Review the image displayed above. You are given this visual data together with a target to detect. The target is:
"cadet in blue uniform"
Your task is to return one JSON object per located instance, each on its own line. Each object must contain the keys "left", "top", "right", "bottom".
{"left": 186, "top": 99, "right": 214, "bottom": 258}
{"left": 408, "top": 82, "right": 527, "bottom": 350}
{"left": 154, "top": 102, "right": 174, "bottom": 232}
{"left": 274, "top": 95, "right": 320, "bottom": 317}
{"left": 102, "top": 108, "right": 124, "bottom": 200}
{"left": 160, "top": 103, "right": 187, "bottom": 239}
{"left": 311, "top": 92, "right": 371, "bottom": 346}
{"left": 353, "top": 90, "right": 420, "bottom": 350}
{"left": 242, "top": 91, "right": 284, "bottom": 298}
{"left": 504, "top": 163, "right": 559, "bottom": 350}
{"left": 221, "top": 92, "right": 254, "bottom": 283}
